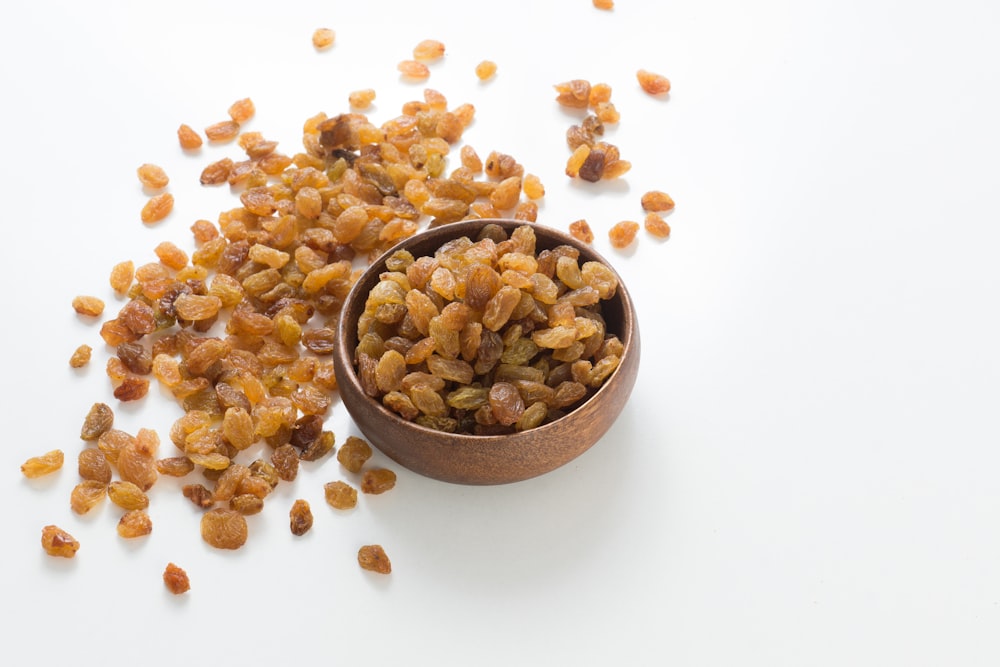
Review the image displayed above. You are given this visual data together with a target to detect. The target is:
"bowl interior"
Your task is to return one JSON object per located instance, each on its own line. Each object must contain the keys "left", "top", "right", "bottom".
{"left": 333, "top": 219, "right": 640, "bottom": 485}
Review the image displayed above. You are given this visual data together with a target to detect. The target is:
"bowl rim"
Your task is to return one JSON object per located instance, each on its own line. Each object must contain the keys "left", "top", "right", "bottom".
{"left": 334, "top": 218, "right": 640, "bottom": 446}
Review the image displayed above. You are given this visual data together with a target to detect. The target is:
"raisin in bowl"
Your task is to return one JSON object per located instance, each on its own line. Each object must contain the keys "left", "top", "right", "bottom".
{"left": 333, "top": 219, "right": 640, "bottom": 485}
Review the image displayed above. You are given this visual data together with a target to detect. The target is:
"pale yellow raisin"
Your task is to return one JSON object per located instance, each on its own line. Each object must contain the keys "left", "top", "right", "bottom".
{"left": 312, "top": 28, "right": 335, "bottom": 49}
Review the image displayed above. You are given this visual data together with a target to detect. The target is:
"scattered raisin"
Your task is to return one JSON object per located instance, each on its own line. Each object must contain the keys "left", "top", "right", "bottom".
{"left": 358, "top": 544, "right": 391, "bottom": 574}
{"left": 644, "top": 212, "right": 672, "bottom": 239}
{"left": 312, "top": 28, "right": 335, "bottom": 49}
{"left": 163, "top": 563, "right": 191, "bottom": 594}
{"left": 361, "top": 468, "right": 397, "bottom": 495}
{"left": 568, "top": 219, "right": 595, "bottom": 244}
{"left": 289, "top": 499, "right": 313, "bottom": 536}
{"left": 72, "top": 295, "right": 105, "bottom": 317}
{"left": 177, "top": 124, "right": 203, "bottom": 149}
{"left": 637, "top": 69, "right": 671, "bottom": 96}
{"left": 70, "top": 344, "right": 93, "bottom": 368}
{"left": 117, "top": 510, "right": 153, "bottom": 538}
{"left": 200, "top": 508, "right": 248, "bottom": 550}
{"left": 41, "top": 525, "right": 80, "bottom": 558}
{"left": 21, "top": 450, "right": 64, "bottom": 478}
{"left": 141, "top": 193, "right": 174, "bottom": 224}
{"left": 475, "top": 60, "right": 497, "bottom": 81}
{"left": 337, "top": 435, "right": 373, "bottom": 473}
{"left": 137, "top": 163, "right": 169, "bottom": 189}
{"left": 324, "top": 480, "right": 358, "bottom": 509}
{"left": 412, "top": 39, "right": 445, "bottom": 60}
{"left": 608, "top": 220, "right": 640, "bottom": 249}
{"left": 80, "top": 403, "right": 114, "bottom": 441}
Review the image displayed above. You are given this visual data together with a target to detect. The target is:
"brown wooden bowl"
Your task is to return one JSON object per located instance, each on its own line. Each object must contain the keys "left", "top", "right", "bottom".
{"left": 333, "top": 219, "right": 640, "bottom": 485}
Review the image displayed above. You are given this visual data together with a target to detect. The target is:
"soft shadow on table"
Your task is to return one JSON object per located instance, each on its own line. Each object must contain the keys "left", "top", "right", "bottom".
{"left": 367, "top": 406, "right": 647, "bottom": 595}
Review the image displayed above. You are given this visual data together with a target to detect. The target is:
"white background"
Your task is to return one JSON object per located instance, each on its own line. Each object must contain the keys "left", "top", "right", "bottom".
{"left": 2, "top": 0, "right": 998, "bottom": 664}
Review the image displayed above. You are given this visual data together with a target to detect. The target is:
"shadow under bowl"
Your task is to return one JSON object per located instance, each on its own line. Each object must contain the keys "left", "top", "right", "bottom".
{"left": 333, "top": 219, "right": 640, "bottom": 485}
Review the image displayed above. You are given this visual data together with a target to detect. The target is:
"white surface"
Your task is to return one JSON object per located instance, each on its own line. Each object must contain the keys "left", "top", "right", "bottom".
{"left": 2, "top": 0, "right": 999, "bottom": 664}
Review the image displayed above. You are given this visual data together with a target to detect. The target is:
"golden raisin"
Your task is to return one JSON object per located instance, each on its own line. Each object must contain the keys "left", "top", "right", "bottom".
{"left": 21, "top": 449, "right": 64, "bottom": 478}
{"left": 72, "top": 295, "right": 105, "bottom": 317}
{"left": 361, "top": 468, "right": 397, "bottom": 495}
{"left": 117, "top": 510, "right": 153, "bottom": 538}
{"left": 69, "top": 344, "right": 92, "bottom": 368}
{"left": 412, "top": 39, "right": 445, "bottom": 60}
{"left": 177, "top": 123, "right": 203, "bottom": 149}
{"left": 141, "top": 193, "right": 174, "bottom": 224}
{"left": 205, "top": 120, "right": 240, "bottom": 142}
{"left": 70, "top": 480, "right": 107, "bottom": 515}
{"left": 312, "top": 27, "right": 335, "bottom": 49}
{"left": 645, "top": 212, "right": 672, "bottom": 239}
{"left": 608, "top": 220, "right": 640, "bottom": 249}
{"left": 41, "top": 525, "right": 79, "bottom": 558}
{"left": 397, "top": 60, "right": 430, "bottom": 80}
{"left": 568, "top": 219, "right": 595, "bottom": 244}
{"left": 349, "top": 88, "right": 376, "bottom": 109}
{"left": 163, "top": 563, "right": 190, "bottom": 594}
{"left": 337, "top": 435, "right": 373, "bottom": 473}
{"left": 641, "top": 190, "right": 676, "bottom": 212}
{"left": 324, "top": 480, "right": 358, "bottom": 509}
{"left": 637, "top": 69, "right": 671, "bottom": 95}
{"left": 81, "top": 402, "right": 114, "bottom": 441}
{"left": 137, "top": 163, "right": 169, "bottom": 189}
{"left": 358, "top": 544, "right": 391, "bottom": 574}
{"left": 475, "top": 60, "right": 497, "bottom": 81}
{"left": 108, "top": 481, "right": 150, "bottom": 510}
{"left": 78, "top": 448, "right": 112, "bottom": 484}
{"left": 228, "top": 98, "right": 255, "bottom": 123}
{"left": 108, "top": 265, "right": 135, "bottom": 300}
{"left": 200, "top": 508, "right": 248, "bottom": 549}
{"left": 289, "top": 499, "right": 313, "bottom": 536}
{"left": 154, "top": 241, "right": 189, "bottom": 270}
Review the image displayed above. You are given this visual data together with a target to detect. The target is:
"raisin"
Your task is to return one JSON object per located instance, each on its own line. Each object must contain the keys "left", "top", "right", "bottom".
{"left": 608, "top": 220, "right": 640, "bottom": 249}
{"left": 568, "top": 219, "right": 595, "bottom": 244}
{"left": 324, "top": 480, "right": 358, "bottom": 509}
{"left": 205, "top": 120, "right": 240, "bottom": 143}
{"left": 70, "top": 480, "right": 107, "bottom": 515}
{"left": 78, "top": 448, "right": 112, "bottom": 484}
{"left": 228, "top": 98, "right": 255, "bottom": 123}
{"left": 397, "top": 60, "right": 430, "bottom": 80}
{"left": 289, "top": 499, "right": 313, "bottom": 536}
{"left": 336, "top": 435, "right": 373, "bottom": 473}
{"left": 141, "top": 193, "right": 174, "bottom": 224}
{"left": 412, "top": 39, "right": 445, "bottom": 60}
{"left": 21, "top": 450, "right": 64, "bottom": 478}
{"left": 163, "top": 563, "right": 191, "bottom": 594}
{"left": 183, "top": 483, "right": 215, "bottom": 509}
{"left": 641, "top": 190, "right": 675, "bottom": 212}
{"left": 117, "top": 510, "right": 153, "bottom": 538}
{"left": 489, "top": 382, "right": 525, "bottom": 426}
{"left": 177, "top": 124, "right": 203, "bottom": 149}
{"left": 200, "top": 508, "right": 248, "bottom": 549}
{"left": 72, "top": 295, "right": 105, "bottom": 317}
{"left": 349, "top": 88, "right": 376, "bottom": 109}
{"left": 645, "top": 212, "right": 672, "bottom": 239}
{"left": 81, "top": 403, "right": 114, "bottom": 441}
{"left": 271, "top": 444, "right": 300, "bottom": 482}
{"left": 137, "top": 163, "right": 169, "bottom": 189}
{"left": 475, "top": 60, "right": 497, "bottom": 81}
{"left": 361, "top": 468, "right": 397, "bottom": 495}
{"left": 358, "top": 544, "right": 391, "bottom": 574}
{"left": 637, "top": 69, "right": 671, "bottom": 95}
{"left": 108, "top": 481, "right": 150, "bottom": 510}
{"left": 41, "top": 525, "right": 79, "bottom": 558}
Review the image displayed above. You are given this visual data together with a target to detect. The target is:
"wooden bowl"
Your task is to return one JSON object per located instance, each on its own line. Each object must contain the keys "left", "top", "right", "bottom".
{"left": 333, "top": 219, "right": 640, "bottom": 485}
